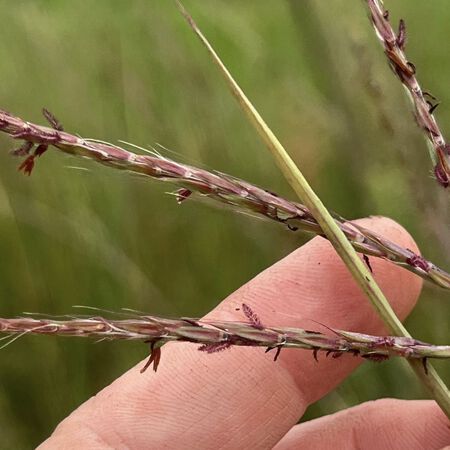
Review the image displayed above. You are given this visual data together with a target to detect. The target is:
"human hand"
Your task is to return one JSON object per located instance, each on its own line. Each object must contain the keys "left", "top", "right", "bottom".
{"left": 38, "top": 217, "right": 450, "bottom": 449}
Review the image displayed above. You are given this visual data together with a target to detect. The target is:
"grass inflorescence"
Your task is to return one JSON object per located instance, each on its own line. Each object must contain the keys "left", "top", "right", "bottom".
{"left": 367, "top": 0, "right": 450, "bottom": 188}
{"left": 0, "top": 304, "right": 448, "bottom": 374}
{"left": 1, "top": 107, "right": 449, "bottom": 290}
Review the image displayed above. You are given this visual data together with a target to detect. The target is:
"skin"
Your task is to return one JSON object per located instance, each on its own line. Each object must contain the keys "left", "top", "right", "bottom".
{"left": 39, "top": 217, "right": 450, "bottom": 449}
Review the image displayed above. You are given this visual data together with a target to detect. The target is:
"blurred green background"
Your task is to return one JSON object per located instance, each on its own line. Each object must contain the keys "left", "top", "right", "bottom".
{"left": 0, "top": 0, "right": 449, "bottom": 447}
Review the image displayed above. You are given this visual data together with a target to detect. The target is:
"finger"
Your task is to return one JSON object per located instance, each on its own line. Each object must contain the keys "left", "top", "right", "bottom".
{"left": 39, "top": 217, "right": 422, "bottom": 450}
{"left": 273, "top": 399, "right": 450, "bottom": 450}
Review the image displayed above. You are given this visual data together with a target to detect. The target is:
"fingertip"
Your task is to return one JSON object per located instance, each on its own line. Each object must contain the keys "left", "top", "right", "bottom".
{"left": 274, "top": 399, "right": 450, "bottom": 450}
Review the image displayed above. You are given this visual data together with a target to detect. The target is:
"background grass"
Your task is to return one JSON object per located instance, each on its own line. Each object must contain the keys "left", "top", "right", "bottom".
{"left": 0, "top": 1, "right": 449, "bottom": 447}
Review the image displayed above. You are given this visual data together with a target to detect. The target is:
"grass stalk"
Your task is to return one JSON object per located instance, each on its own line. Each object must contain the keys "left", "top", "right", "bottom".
{"left": 177, "top": 3, "right": 450, "bottom": 417}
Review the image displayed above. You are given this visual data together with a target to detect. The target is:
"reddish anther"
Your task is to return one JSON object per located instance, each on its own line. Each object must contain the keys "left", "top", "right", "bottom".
{"left": 141, "top": 342, "right": 162, "bottom": 373}
{"left": 18, "top": 155, "right": 35, "bottom": 176}
{"left": 175, "top": 188, "right": 192, "bottom": 204}
{"left": 34, "top": 144, "right": 48, "bottom": 157}
{"left": 17, "top": 144, "right": 48, "bottom": 175}
{"left": 429, "top": 102, "right": 440, "bottom": 114}
{"left": 363, "top": 254, "right": 373, "bottom": 273}
{"left": 264, "top": 345, "right": 282, "bottom": 362}
{"left": 312, "top": 348, "right": 319, "bottom": 362}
